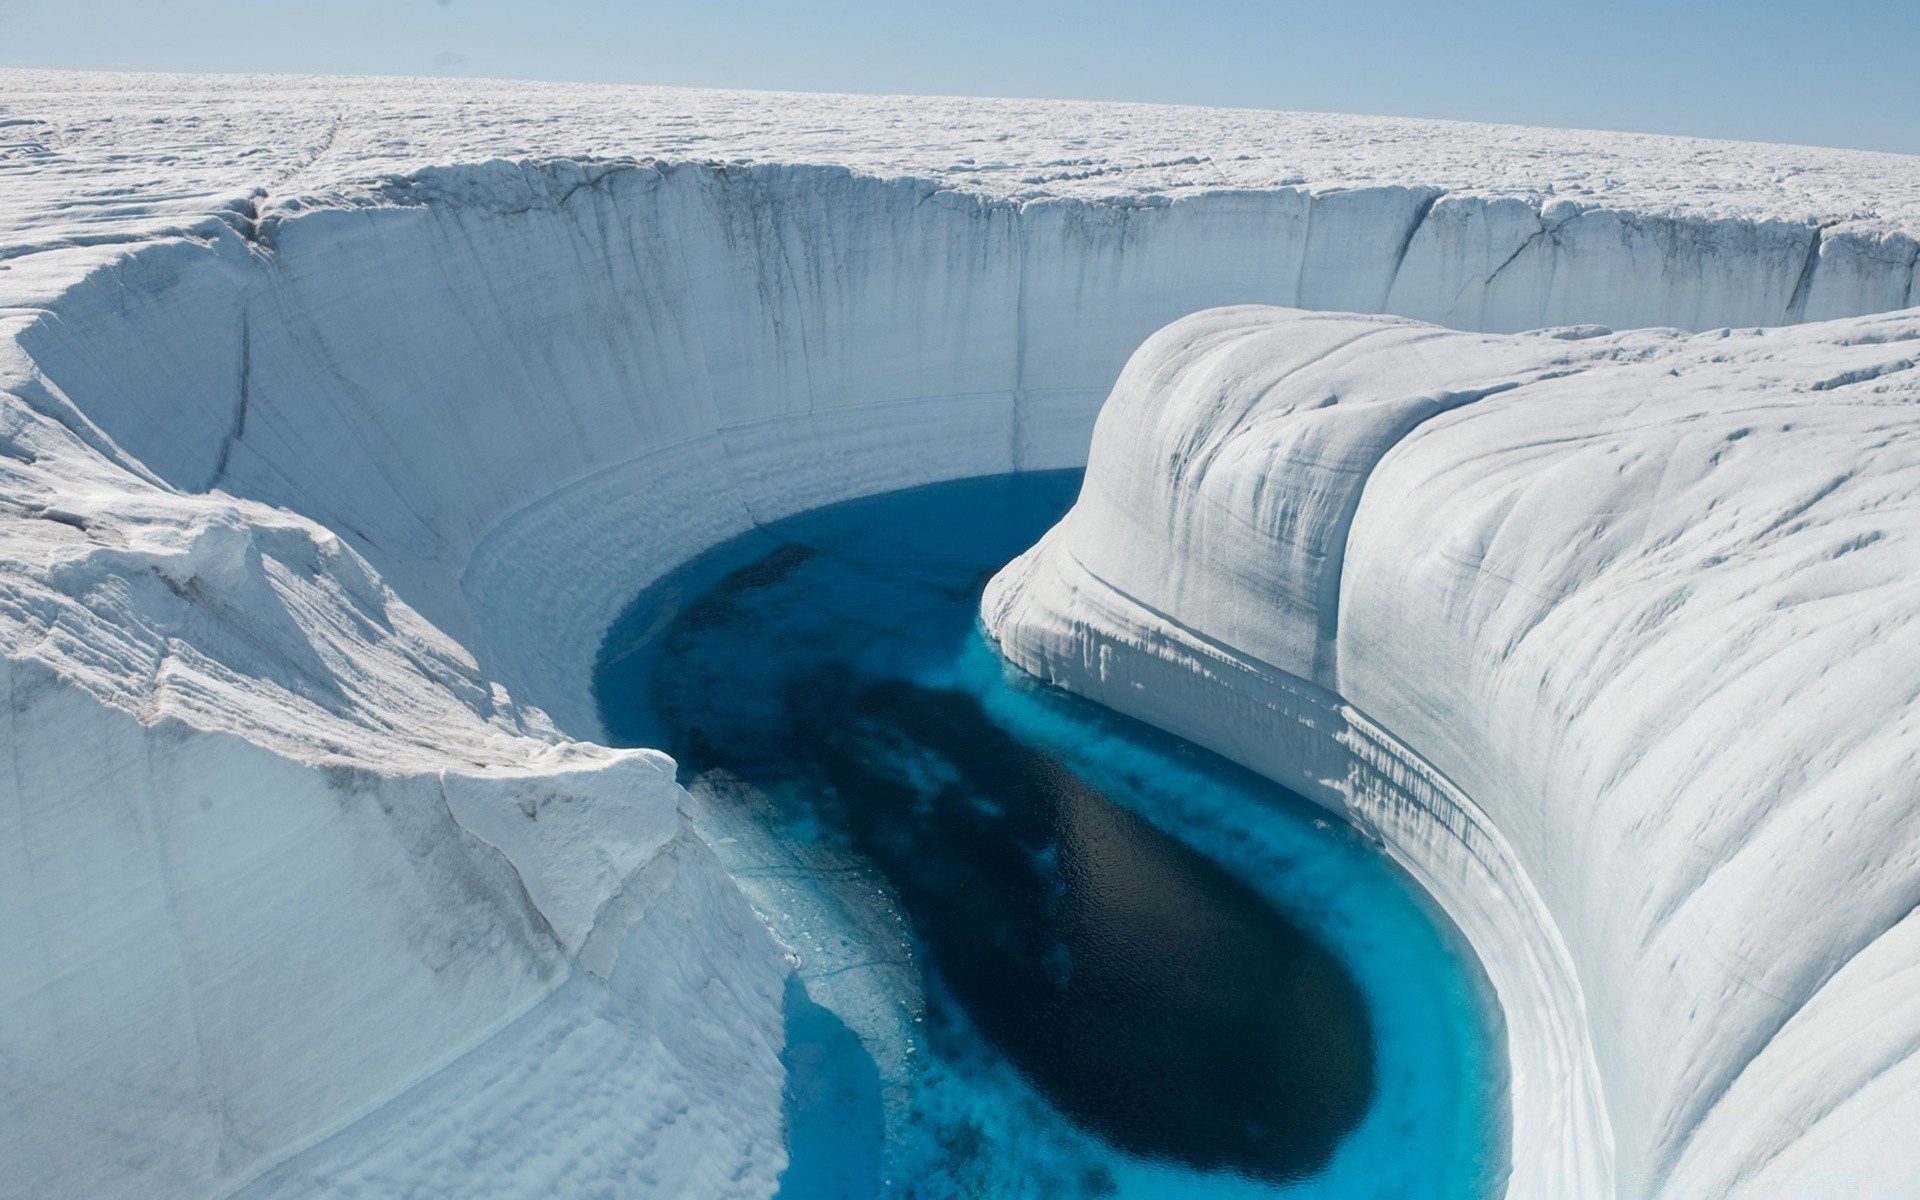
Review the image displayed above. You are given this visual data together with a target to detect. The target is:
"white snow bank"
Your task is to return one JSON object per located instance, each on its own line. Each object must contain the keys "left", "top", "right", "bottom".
{"left": 985, "top": 305, "right": 1920, "bottom": 1198}
{"left": 2, "top": 71, "right": 1918, "bottom": 1197}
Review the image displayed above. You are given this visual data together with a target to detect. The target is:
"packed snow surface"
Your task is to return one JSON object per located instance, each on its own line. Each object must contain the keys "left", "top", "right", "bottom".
{"left": 1, "top": 69, "right": 1917, "bottom": 1198}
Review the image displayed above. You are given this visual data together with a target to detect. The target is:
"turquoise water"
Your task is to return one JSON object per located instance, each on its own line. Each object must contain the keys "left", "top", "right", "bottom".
{"left": 594, "top": 472, "right": 1506, "bottom": 1199}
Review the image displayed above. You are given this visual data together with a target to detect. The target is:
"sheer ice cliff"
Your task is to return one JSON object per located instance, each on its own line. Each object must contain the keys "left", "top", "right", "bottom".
{"left": 1, "top": 69, "right": 1918, "bottom": 1198}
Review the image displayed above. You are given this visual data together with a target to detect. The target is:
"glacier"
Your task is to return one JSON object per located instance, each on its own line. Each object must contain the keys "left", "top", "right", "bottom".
{"left": 1, "top": 67, "right": 1918, "bottom": 1198}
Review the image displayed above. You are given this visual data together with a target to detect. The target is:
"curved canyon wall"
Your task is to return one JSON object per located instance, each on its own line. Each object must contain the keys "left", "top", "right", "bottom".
{"left": 985, "top": 306, "right": 1920, "bottom": 1198}
{"left": 18, "top": 159, "right": 1919, "bottom": 739}
{"left": 3, "top": 73, "right": 1919, "bottom": 1198}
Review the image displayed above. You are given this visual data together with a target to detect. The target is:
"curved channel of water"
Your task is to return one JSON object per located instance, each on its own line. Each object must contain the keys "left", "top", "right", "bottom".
{"left": 595, "top": 471, "right": 1506, "bottom": 1199}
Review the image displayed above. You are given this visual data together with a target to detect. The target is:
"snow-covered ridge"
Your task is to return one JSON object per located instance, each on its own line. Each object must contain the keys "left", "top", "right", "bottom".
{"left": 1, "top": 70, "right": 1918, "bottom": 1197}
{"left": 985, "top": 306, "right": 1920, "bottom": 1198}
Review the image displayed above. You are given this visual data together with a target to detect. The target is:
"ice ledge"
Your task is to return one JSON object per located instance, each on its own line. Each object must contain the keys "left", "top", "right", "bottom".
{"left": 985, "top": 305, "right": 1920, "bottom": 1196}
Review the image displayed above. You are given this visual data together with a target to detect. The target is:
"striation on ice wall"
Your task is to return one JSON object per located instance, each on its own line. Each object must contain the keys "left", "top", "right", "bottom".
{"left": 2, "top": 69, "right": 1918, "bottom": 1198}
{"left": 985, "top": 306, "right": 1920, "bottom": 1198}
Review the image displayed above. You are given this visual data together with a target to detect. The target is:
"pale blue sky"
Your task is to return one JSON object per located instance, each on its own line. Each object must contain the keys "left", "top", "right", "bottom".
{"left": 2, "top": 0, "right": 1914, "bottom": 154}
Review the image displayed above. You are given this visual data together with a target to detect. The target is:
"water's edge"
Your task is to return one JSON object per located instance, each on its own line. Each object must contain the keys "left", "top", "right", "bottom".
{"left": 985, "top": 540, "right": 1609, "bottom": 1198}
{"left": 598, "top": 472, "right": 1507, "bottom": 1198}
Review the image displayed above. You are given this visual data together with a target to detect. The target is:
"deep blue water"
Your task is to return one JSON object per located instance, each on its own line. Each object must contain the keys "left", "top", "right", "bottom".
{"left": 595, "top": 472, "right": 1505, "bottom": 1199}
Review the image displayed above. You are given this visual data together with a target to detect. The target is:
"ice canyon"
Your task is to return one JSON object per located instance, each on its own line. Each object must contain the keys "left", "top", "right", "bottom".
{"left": 2, "top": 70, "right": 1918, "bottom": 1199}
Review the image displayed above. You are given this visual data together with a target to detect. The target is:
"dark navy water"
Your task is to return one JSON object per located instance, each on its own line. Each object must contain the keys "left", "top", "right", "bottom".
{"left": 595, "top": 472, "right": 1505, "bottom": 1199}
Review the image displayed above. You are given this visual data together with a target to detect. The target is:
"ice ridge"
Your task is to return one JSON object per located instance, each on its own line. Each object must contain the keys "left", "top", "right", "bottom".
{"left": 985, "top": 305, "right": 1920, "bottom": 1198}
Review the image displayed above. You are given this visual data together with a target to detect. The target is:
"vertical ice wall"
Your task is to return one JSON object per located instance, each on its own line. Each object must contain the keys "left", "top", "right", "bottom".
{"left": 0, "top": 304, "right": 792, "bottom": 1198}
{"left": 984, "top": 306, "right": 1920, "bottom": 1198}
{"left": 15, "top": 160, "right": 1916, "bottom": 739}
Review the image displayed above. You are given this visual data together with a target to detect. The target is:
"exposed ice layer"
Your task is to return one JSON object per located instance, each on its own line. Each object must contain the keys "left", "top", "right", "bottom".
{"left": 984, "top": 306, "right": 1920, "bottom": 1198}
{"left": 2, "top": 71, "right": 1919, "bottom": 1198}
{"left": 0, "top": 299, "right": 788, "bottom": 1196}
{"left": 233, "top": 826, "right": 790, "bottom": 1200}
{"left": 16, "top": 153, "right": 1920, "bottom": 743}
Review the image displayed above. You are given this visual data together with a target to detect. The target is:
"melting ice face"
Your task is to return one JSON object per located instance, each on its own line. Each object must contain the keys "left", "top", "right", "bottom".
{"left": 597, "top": 472, "right": 1503, "bottom": 1197}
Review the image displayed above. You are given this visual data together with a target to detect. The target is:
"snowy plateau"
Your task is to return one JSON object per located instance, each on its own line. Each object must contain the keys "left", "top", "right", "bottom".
{"left": 2, "top": 68, "right": 1919, "bottom": 1200}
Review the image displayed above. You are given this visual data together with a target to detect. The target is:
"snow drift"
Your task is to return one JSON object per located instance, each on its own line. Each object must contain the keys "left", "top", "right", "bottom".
{"left": 2, "top": 71, "right": 1919, "bottom": 1197}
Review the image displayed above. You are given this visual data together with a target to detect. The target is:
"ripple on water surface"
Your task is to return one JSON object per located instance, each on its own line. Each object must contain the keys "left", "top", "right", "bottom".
{"left": 595, "top": 471, "right": 1505, "bottom": 1199}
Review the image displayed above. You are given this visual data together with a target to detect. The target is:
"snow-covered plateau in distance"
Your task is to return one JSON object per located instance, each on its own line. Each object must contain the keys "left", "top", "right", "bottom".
{"left": 1, "top": 68, "right": 1917, "bottom": 1199}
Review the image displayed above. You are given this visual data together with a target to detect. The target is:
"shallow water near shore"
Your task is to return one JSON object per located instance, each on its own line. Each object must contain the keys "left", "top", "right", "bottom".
{"left": 595, "top": 471, "right": 1505, "bottom": 1199}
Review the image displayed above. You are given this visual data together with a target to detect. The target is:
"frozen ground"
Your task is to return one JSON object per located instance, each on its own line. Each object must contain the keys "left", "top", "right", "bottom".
{"left": 1, "top": 69, "right": 1918, "bottom": 1198}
